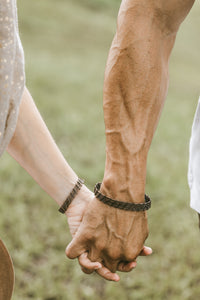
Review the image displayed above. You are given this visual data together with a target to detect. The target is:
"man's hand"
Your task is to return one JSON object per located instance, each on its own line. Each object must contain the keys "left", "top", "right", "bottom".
{"left": 66, "top": 196, "right": 151, "bottom": 281}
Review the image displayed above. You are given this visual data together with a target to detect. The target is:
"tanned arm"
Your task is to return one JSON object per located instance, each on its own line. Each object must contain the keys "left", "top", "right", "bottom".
{"left": 101, "top": 0, "right": 195, "bottom": 203}
{"left": 66, "top": 0, "right": 195, "bottom": 281}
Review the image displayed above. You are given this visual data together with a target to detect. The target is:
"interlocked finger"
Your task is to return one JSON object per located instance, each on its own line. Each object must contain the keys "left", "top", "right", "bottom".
{"left": 117, "top": 261, "right": 137, "bottom": 272}
{"left": 96, "top": 265, "right": 120, "bottom": 281}
{"left": 78, "top": 252, "right": 120, "bottom": 281}
{"left": 81, "top": 266, "right": 94, "bottom": 274}
{"left": 102, "top": 256, "right": 119, "bottom": 273}
{"left": 78, "top": 252, "right": 102, "bottom": 271}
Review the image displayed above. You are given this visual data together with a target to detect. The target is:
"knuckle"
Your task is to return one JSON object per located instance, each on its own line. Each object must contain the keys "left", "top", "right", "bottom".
{"left": 124, "top": 249, "right": 138, "bottom": 262}
{"left": 95, "top": 240, "right": 106, "bottom": 252}
{"left": 102, "top": 257, "right": 118, "bottom": 273}
{"left": 65, "top": 248, "right": 74, "bottom": 259}
{"left": 84, "top": 231, "right": 94, "bottom": 241}
{"left": 106, "top": 248, "right": 121, "bottom": 261}
{"left": 81, "top": 267, "right": 93, "bottom": 275}
{"left": 109, "top": 265, "right": 117, "bottom": 273}
{"left": 125, "top": 254, "right": 136, "bottom": 262}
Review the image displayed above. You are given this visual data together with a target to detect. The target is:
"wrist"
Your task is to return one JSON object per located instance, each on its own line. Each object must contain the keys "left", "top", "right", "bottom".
{"left": 65, "top": 184, "right": 94, "bottom": 217}
{"left": 101, "top": 157, "right": 147, "bottom": 204}
{"left": 95, "top": 182, "right": 151, "bottom": 211}
{"left": 101, "top": 179, "right": 145, "bottom": 204}
{"left": 46, "top": 170, "right": 79, "bottom": 206}
{"left": 102, "top": 131, "right": 148, "bottom": 203}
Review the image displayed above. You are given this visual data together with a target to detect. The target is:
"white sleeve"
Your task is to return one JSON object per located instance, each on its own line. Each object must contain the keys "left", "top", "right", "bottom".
{"left": 188, "top": 97, "right": 200, "bottom": 213}
{"left": 0, "top": 0, "right": 25, "bottom": 156}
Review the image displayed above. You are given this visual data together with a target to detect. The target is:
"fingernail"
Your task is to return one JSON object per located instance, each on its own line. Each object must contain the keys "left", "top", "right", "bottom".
{"left": 131, "top": 261, "right": 137, "bottom": 268}
{"left": 145, "top": 246, "right": 152, "bottom": 250}
{"left": 146, "top": 247, "right": 153, "bottom": 252}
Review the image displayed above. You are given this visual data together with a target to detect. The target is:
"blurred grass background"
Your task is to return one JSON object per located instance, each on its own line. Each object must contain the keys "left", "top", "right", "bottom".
{"left": 0, "top": 0, "right": 200, "bottom": 299}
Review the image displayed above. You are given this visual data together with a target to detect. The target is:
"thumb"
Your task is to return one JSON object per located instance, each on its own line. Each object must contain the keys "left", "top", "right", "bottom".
{"left": 65, "top": 231, "right": 88, "bottom": 259}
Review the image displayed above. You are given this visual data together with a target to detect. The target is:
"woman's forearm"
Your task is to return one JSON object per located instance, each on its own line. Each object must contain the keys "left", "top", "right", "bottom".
{"left": 7, "top": 87, "right": 90, "bottom": 207}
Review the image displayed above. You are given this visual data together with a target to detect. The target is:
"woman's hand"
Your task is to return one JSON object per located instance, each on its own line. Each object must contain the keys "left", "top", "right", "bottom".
{"left": 65, "top": 185, "right": 93, "bottom": 237}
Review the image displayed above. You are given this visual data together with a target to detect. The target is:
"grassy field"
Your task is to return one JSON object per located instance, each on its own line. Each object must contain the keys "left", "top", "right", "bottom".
{"left": 0, "top": 0, "right": 200, "bottom": 299}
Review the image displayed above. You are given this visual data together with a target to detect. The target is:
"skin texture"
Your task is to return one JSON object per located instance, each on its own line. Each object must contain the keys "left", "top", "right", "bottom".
{"left": 66, "top": 0, "right": 195, "bottom": 280}
{"left": 7, "top": 87, "right": 140, "bottom": 280}
{"left": 67, "top": 198, "right": 149, "bottom": 273}
{"left": 7, "top": 87, "right": 101, "bottom": 270}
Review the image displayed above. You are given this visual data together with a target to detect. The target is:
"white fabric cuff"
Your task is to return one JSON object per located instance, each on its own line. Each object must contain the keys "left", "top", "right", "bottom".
{"left": 188, "top": 97, "right": 200, "bottom": 213}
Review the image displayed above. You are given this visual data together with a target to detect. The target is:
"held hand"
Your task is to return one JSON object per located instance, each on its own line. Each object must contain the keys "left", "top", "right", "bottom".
{"left": 66, "top": 197, "right": 152, "bottom": 281}
{"left": 65, "top": 186, "right": 106, "bottom": 271}
{"left": 65, "top": 185, "right": 93, "bottom": 237}
{"left": 78, "top": 245, "right": 152, "bottom": 281}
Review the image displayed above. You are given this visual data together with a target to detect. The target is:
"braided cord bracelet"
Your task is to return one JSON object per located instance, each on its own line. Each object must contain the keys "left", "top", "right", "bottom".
{"left": 58, "top": 178, "right": 84, "bottom": 214}
{"left": 94, "top": 183, "right": 151, "bottom": 211}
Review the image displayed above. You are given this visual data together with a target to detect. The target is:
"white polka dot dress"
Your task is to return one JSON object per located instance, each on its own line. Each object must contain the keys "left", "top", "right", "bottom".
{"left": 0, "top": 0, "right": 25, "bottom": 156}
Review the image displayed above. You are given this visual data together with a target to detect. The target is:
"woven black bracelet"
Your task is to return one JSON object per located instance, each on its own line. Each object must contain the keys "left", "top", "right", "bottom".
{"left": 58, "top": 178, "right": 84, "bottom": 214}
{"left": 94, "top": 183, "right": 151, "bottom": 212}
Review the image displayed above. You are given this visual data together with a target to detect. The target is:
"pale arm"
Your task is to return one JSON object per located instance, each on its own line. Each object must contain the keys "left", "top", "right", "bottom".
{"left": 7, "top": 86, "right": 110, "bottom": 273}
{"left": 7, "top": 87, "right": 95, "bottom": 237}
{"left": 7, "top": 87, "right": 78, "bottom": 205}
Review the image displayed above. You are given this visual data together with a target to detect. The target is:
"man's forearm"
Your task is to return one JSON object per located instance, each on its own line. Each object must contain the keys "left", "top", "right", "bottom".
{"left": 66, "top": 0, "right": 195, "bottom": 279}
{"left": 101, "top": 0, "right": 194, "bottom": 203}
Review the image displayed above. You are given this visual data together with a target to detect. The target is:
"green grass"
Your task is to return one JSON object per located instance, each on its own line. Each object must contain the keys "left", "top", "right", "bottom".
{"left": 0, "top": 0, "right": 200, "bottom": 299}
